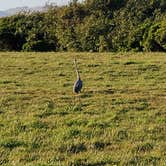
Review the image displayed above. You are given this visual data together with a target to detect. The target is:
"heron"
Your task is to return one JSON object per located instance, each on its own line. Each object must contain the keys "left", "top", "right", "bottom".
{"left": 73, "top": 58, "right": 83, "bottom": 94}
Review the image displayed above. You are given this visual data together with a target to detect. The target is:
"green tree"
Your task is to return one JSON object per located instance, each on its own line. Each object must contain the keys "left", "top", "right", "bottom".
{"left": 142, "top": 20, "right": 166, "bottom": 51}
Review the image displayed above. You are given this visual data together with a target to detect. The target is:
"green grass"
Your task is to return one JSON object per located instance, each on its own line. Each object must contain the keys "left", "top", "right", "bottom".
{"left": 0, "top": 52, "right": 166, "bottom": 165}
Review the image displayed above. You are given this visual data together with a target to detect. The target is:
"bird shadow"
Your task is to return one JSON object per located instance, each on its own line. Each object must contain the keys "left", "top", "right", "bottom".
{"left": 81, "top": 88, "right": 114, "bottom": 98}
{"left": 95, "top": 88, "right": 114, "bottom": 94}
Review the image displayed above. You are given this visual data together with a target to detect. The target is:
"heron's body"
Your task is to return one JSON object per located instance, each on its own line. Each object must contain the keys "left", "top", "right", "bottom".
{"left": 73, "top": 78, "right": 82, "bottom": 93}
{"left": 73, "top": 58, "right": 83, "bottom": 93}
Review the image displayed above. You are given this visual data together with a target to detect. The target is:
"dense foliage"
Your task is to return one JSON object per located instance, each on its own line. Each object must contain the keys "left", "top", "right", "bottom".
{"left": 0, "top": 0, "right": 166, "bottom": 52}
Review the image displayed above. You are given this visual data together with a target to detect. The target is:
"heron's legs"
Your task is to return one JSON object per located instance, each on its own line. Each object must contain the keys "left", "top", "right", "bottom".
{"left": 73, "top": 93, "right": 81, "bottom": 106}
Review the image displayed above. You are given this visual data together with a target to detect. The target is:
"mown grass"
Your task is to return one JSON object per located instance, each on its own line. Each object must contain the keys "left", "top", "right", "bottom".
{"left": 0, "top": 52, "right": 166, "bottom": 165}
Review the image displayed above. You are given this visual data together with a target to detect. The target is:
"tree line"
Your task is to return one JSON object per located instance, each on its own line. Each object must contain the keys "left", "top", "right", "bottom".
{"left": 0, "top": 0, "right": 165, "bottom": 52}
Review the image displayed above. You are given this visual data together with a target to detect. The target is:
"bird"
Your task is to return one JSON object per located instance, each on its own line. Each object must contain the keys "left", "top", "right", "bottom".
{"left": 73, "top": 58, "right": 83, "bottom": 94}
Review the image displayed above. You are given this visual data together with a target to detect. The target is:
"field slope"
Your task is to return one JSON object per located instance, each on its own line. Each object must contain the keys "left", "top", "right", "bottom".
{"left": 0, "top": 52, "right": 166, "bottom": 165}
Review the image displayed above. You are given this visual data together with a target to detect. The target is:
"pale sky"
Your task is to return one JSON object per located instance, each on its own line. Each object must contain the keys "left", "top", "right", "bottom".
{"left": 0, "top": 0, "right": 71, "bottom": 10}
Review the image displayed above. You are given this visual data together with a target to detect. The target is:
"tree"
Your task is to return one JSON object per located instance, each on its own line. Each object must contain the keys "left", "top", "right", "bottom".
{"left": 0, "top": 19, "right": 17, "bottom": 51}
{"left": 142, "top": 19, "right": 166, "bottom": 51}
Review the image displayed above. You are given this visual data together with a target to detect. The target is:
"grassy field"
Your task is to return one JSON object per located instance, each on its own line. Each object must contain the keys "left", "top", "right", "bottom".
{"left": 0, "top": 52, "right": 166, "bottom": 166}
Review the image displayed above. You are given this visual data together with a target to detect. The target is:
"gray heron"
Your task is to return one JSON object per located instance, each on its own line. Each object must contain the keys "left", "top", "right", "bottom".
{"left": 73, "top": 58, "right": 83, "bottom": 94}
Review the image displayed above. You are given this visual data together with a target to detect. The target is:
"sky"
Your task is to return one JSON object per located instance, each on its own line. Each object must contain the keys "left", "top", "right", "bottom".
{"left": 0, "top": 0, "right": 71, "bottom": 10}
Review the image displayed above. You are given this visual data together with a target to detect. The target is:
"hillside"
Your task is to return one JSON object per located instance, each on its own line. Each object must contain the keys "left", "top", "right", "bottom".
{"left": 0, "top": 0, "right": 79, "bottom": 17}
{"left": 0, "top": 11, "right": 7, "bottom": 17}
{"left": 0, "top": 6, "right": 45, "bottom": 17}
{"left": 0, "top": 52, "right": 165, "bottom": 165}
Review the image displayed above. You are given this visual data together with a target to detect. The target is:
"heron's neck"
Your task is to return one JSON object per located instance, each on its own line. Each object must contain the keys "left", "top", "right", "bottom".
{"left": 75, "top": 66, "right": 80, "bottom": 79}
{"left": 74, "top": 60, "right": 80, "bottom": 79}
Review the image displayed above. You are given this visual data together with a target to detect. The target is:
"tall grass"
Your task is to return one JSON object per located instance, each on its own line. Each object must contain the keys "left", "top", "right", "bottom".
{"left": 0, "top": 52, "right": 165, "bottom": 165}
